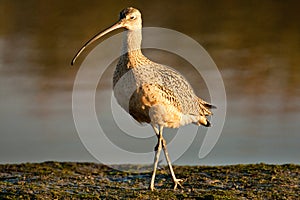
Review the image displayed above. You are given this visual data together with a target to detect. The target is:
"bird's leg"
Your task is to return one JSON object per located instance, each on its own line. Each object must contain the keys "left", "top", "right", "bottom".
{"left": 152, "top": 125, "right": 160, "bottom": 151}
{"left": 149, "top": 125, "right": 163, "bottom": 191}
{"left": 161, "top": 133, "right": 183, "bottom": 190}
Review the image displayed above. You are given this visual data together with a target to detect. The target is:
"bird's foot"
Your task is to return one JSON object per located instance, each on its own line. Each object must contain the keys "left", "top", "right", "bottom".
{"left": 173, "top": 178, "right": 183, "bottom": 190}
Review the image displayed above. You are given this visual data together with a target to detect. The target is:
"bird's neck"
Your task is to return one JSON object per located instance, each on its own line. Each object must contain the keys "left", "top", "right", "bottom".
{"left": 121, "top": 29, "right": 143, "bottom": 58}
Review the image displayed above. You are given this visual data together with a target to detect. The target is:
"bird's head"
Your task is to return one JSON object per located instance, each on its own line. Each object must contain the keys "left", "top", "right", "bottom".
{"left": 119, "top": 7, "right": 142, "bottom": 30}
{"left": 71, "top": 7, "right": 142, "bottom": 65}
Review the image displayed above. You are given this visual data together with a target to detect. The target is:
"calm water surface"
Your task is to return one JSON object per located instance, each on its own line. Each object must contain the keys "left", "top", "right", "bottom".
{"left": 0, "top": 1, "right": 299, "bottom": 165}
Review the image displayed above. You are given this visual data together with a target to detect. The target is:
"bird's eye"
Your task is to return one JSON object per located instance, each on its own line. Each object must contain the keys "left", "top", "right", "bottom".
{"left": 130, "top": 16, "right": 136, "bottom": 20}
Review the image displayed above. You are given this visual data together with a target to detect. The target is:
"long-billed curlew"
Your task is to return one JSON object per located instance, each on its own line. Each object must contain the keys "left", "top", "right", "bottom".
{"left": 71, "top": 7, "right": 215, "bottom": 191}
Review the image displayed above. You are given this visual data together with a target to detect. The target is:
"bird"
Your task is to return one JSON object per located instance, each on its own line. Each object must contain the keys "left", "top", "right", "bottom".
{"left": 71, "top": 7, "right": 215, "bottom": 191}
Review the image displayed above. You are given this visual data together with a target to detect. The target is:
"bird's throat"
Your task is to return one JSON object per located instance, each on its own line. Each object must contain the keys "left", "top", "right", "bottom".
{"left": 121, "top": 29, "right": 143, "bottom": 57}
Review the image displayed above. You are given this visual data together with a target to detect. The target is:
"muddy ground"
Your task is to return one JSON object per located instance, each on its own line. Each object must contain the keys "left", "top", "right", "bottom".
{"left": 0, "top": 162, "right": 299, "bottom": 199}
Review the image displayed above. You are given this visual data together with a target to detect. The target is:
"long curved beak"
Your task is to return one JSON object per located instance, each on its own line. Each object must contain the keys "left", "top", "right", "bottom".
{"left": 71, "top": 20, "right": 124, "bottom": 65}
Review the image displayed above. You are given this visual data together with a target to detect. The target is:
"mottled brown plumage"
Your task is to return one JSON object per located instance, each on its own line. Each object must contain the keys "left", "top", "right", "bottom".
{"left": 71, "top": 7, "right": 215, "bottom": 191}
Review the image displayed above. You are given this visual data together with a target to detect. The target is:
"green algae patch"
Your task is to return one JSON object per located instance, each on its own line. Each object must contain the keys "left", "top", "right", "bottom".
{"left": 0, "top": 162, "right": 299, "bottom": 199}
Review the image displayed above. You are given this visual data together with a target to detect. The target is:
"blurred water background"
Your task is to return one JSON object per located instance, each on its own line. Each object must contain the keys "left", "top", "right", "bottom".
{"left": 0, "top": 0, "right": 299, "bottom": 165}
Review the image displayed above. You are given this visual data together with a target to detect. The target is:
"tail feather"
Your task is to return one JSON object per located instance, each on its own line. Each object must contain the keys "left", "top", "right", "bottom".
{"left": 204, "top": 120, "right": 211, "bottom": 127}
{"left": 204, "top": 103, "right": 217, "bottom": 109}
{"left": 196, "top": 98, "right": 215, "bottom": 127}
{"left": 196, "top": 116, "right": 211, "bottom": 127}
{"left": 199, "top": 99, "right": 213, "bottom": 116}
{"left": 199, "top": 99, "right": 217, "bottom": 109}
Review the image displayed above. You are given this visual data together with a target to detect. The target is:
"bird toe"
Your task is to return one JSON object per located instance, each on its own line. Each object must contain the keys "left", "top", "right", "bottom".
{"left": 173, "top": 178, "right": 184, "bottom": 190}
